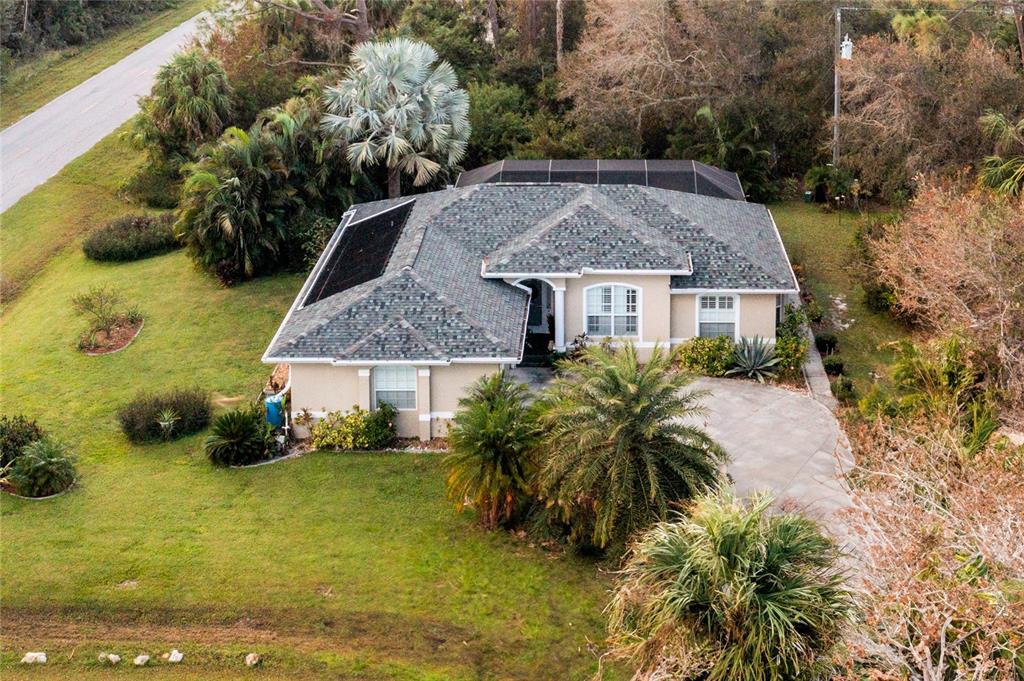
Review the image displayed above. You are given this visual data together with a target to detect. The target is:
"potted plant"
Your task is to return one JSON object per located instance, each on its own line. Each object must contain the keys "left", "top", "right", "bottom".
{"left": 292, "top": 408, "right": 314, "bottom": 440}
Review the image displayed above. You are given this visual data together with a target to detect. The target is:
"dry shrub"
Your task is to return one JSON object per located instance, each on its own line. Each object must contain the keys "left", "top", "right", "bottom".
{"left": 870, "top": 182, "right": 1024, "bottom": 414}
{"left": 843, "top": 416, "right": 1024, "bottom": 680}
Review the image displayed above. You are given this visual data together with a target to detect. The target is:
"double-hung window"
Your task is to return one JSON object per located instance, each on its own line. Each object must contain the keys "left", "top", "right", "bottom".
{"left": 373, "top": 366, "right": 416, "bottom": 410}
{"left": 586, "top": 285, "right": 638, "bottom": 337}
{"left": 698, "top": 295, "right": 736, "bottom": 339}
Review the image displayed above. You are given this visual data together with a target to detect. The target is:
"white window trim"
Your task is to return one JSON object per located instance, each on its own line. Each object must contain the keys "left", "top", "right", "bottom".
{"left": 582, "top": 283, "right": 642, "bottom": 341}
{"left": 372, "top": 365, "right": 417, "bottom": 412}
{"left": 694, "top": 293, "right": 740, "bottom": 342}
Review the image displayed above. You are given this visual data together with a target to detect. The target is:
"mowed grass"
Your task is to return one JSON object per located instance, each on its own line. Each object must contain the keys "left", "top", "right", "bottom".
{"left": 0, "top": 134, "right": 615, "bottom": 679}
{"left": 0, "top": 0, "right": 210, "bottom": 129}
{"left": 771, "top": 202, "right": 911, "bottom": 389}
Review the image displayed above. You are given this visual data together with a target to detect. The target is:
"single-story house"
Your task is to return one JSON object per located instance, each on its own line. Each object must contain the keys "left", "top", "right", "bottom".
{"left": 263, "top": 160, "right": 799, "bottom": 439}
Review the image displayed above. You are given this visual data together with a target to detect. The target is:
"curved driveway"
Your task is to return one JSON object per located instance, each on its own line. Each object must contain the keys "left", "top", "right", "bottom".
{"left": 687, "top": 377, "right": 853, "bottom": 532}
{"left": 0, "top": 11, "right": 208, "bottom": 212}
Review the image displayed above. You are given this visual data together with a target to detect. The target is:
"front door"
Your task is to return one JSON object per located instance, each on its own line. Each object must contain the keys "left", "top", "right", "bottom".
{"left": 526, "top": 280, "right": 549, "bottom": 333}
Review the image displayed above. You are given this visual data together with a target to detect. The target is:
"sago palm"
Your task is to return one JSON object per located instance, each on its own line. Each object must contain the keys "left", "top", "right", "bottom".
{"left": 445, "top": 371, "right": 538, "bottom": 529}
{"left": 534, "top": 343, "right": 726, "bottom": 550}
{"left": 322, "top": 37, "right": 470, "bottom": 198}
{"left": 605, "top": 492, "right": 853, "bottom": 681}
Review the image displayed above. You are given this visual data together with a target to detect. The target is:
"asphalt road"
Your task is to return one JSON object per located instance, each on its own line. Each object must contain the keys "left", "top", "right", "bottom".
{"left": 0, "top": 12, "right": 208, "bottom": 213}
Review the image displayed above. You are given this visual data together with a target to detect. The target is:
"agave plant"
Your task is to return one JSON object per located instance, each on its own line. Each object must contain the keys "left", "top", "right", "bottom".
{"left": 726, "top": 336, "right": 779, "bottom": 383}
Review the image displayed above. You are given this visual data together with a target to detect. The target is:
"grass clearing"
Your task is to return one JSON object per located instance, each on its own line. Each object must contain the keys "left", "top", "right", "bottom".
{"left": 0, "top": 0, "right": 210, "bottom": 129}
{"left": 771, "top": 202, "right": 912, "bottom": 391}
{"left": 0, "top": 128, "right": 617, "bottom": 678}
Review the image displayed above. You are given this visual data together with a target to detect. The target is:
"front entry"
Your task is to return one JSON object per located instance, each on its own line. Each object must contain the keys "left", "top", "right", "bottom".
{"left": 522, "top": 279, "right": 554, "bottom": 366}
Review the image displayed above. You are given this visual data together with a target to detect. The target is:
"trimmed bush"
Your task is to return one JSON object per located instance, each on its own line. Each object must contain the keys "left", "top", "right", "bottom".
{"left": 83, "top": 214, "right": 179, "bottom": 262}
{"left": 677, "top": 336, "right": 735, "bottom": 377}
{"left": 774, "top": 334, "right": 808, "bottom": 374}
{"left": 823, "top": 355, "right": 845, "bottom": 376}
{"left": 0, "top": 415, "right": 45, "bottom": 468}
{"left": 117, "top": 388, "right": 212, "bottom": 443}
{"left": 815, "top": 331, "right": 838, "bottom": 354}
{"left": 7, "top": 438, "right": 76, "bottom": 498}
{"left": 310, "top": 405, "right": 397, "bottom": 451}
{"left": 205, "top": 407, "right": 273, "bottom": 466}
{"left": 832, "top": 376, "right": 857, "bottom": 404}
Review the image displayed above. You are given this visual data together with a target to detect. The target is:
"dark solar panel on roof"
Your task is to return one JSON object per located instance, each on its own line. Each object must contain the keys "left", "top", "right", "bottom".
{"left": 302, "top": 201, "right": 414, "bottom": 306}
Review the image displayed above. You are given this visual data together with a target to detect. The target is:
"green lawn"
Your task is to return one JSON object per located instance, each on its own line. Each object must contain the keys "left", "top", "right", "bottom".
{"left": 0, "top": 142, "right": 616, "bottom": 679}
{"left": 0, "top": 0, "right": 210, "bottom": 129}
{"left": 771, "top": 202, "right": 912, "bottom": 390}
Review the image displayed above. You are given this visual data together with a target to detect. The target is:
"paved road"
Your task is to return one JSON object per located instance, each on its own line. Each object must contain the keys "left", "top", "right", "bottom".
{"left": 0, "top": 12, "right": 208, "bottom": 213}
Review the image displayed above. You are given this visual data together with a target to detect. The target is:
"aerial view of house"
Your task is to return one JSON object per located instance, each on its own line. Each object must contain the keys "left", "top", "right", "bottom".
{"left": 1, "top": 0, "right": 1021, "bottom": 679}
{"left": 265, "top": 160, "right": 798, "bottom": 438}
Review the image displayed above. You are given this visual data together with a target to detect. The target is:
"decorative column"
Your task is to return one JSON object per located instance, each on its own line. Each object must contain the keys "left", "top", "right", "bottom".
{"left": 357, "top": 368, "right": 371, "bottom": 410}
{"left": 554, "top": 287, "right": 566, "bottom": 351}
{"left": 417, "top": 368, "right": 432, "bottom": 441}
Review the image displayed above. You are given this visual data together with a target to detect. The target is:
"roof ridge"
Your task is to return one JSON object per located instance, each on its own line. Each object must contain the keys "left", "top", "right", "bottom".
{"left": 636, "top": 185, "right": 782, "bottom": 284}
{"left": 403, "top": 267, "right": 515, "bottom": 354}
{"left": 586, "top": 188, "right": 689, "bottom": 263}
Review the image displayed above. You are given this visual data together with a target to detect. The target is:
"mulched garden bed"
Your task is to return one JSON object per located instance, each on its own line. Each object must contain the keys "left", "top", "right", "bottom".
{"left": 1, "top": 479, "right": 76, "bottom": 500}
{"left": 389, "top": 437, "right": 449, "bottom": 452}
{"left": 80, "top": 319, "right": 144, "bottom": 355}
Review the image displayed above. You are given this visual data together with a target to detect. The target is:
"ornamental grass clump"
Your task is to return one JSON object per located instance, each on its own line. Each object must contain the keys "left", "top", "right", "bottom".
{"left": 117, "top": 388, "right": 212, "bottom": 443}
{"left": 604, "top": 491, "right": 853, "bottom": 681}
{"left": 444, "top": 371, "right": 538, "bottom": 529}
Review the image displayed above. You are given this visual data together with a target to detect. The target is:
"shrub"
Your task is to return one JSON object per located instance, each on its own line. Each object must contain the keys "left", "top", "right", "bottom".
{"left": 823, "top": 355, "right": 845, "bottom": 376}
{"left": 6, "top": 438, "right": 76, "bottom": 498}
{"left": 832, "top": 375, "right": 857, "bottom": 404}
{"left": 774, "top": 334, "right": 808, "bottom": 374}
{"left": 677, "top": 336, "right": 734, "bottom": 377}
{"left": 445, "top": 372, "right": 538, "bottom": 528}
{"left": 70, "top": 285, "right": 125, "bottom": 334}
{"left": 0, "top": 415, "right": 45, "bottom": 468}
{"left": 310, "top": 404, "right": 397, "bottom": 451}
{"left": 776, "top": 303, "right": 807, "bottom": 339}
{"left": 83, "top": 214, "right": 179, "bottom": 262}
{"left": 726, "top": 336, "right": 779, "bottom": 383}
{"left": 117, "top": 388, "right": 212, "bottom": 444}
{"left": 204, "top": 406, "right": 273, "bottom": 466}
{"left": 119, "top": 160, "right": 180, "bottom": 208}
{"left": 804, "top": 298, "right": 826, "bottom": 325}
{"left": 815, "top": 331, "right": 838, "bottom": 354}
{"left": 605, "top": 492, "right": 853, "bottom": 679}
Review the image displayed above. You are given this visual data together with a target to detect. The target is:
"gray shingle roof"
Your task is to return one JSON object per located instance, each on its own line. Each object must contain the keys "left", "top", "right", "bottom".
{"left": 265, "top": 182, "right": 796, "bottom": 363}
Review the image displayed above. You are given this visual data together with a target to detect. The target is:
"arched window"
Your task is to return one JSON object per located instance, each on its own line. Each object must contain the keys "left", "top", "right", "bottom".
{"left": 585, "top": 285, "right": 639, "bottom": 337}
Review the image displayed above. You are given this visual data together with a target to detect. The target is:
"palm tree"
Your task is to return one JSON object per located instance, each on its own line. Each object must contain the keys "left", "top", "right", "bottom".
{"left": 129, "top": 47, "right": 234, "bottom": 164}
{"left": 321, "top": 37, "right": 470, "bottom": 198}
{"left": 534, "top": 343, "right": 726, "bottom": 550}
{"left": 605, "top": 492, "right": 853, "bottom": 681}
{"left": 979, "top": 110, "right": 1024, "bottom": 196}
{"left": 444, "top": 371, "right": 538, "bottom": 529}
{"left": 176, "top": 126, "right": 290, "bottom": 283}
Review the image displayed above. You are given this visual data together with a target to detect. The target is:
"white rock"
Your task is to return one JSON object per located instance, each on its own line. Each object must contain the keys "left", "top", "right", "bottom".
{"left": 168, "top": 649, "right": 183, "bottom": 663}
{"left": 21, "top": 652, "right": 46, "bottom": 664}
{"left": 134, "top": 654, "right": 150, "bottom": 666}
{"left": 244, "top": 652, "right": 261, "bottom": 667}
{"left": 98, "top": 653, "right": 120, "bottom": 664}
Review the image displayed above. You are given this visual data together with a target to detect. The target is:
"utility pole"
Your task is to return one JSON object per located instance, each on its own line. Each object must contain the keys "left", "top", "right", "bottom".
{"left": 833, "top": 7, "right": 841, "bottom": 166}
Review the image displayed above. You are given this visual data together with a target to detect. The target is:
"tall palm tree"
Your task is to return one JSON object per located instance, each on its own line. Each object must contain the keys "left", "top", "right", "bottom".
{"left": 130, "top": 47, "right": 234, "bottom": 164}
{"left": 605, "top": 492, "right": 853, "bottom": 681}
{"left": 321, "top": 37, "right": 470, "bottom": 198}
{"left": 176, "top": 126, "right": 290, "bottom": 282}
{"left": 444, "top": 371, "right": 538, "bottom": 529}
{"left": 979, "top": 110, "right": 1024, "bottom": 196}
{"left": 534, "top": 343, "right": 726, "bottom": 550}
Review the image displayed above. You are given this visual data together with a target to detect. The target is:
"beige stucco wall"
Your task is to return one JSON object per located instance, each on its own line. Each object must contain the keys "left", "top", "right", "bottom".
{"left": 288, "top": 362, "right": 503, "bottom": 440}
{"left": 739, "top": 294, "right": 778, "bottom": 339}
{"left": 670, "top": 294, "right": 696, "bottom": 339}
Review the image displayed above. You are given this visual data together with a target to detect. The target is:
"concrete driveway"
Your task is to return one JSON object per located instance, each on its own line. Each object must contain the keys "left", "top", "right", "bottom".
{"left": 0, "top": 11, "right": 208, "bottom": 212}
{"left": 686, "top": 377, "right": 853, "bottom": 530}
